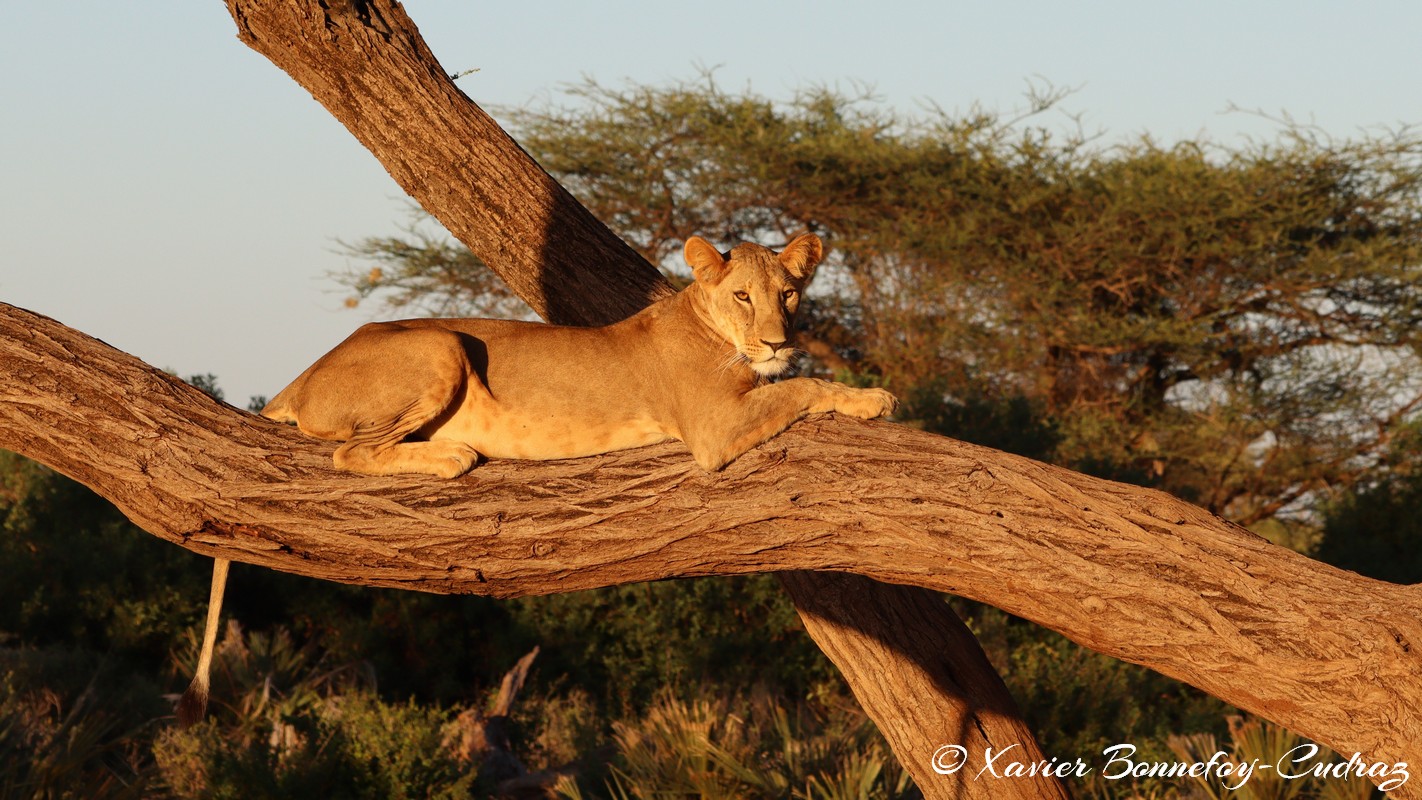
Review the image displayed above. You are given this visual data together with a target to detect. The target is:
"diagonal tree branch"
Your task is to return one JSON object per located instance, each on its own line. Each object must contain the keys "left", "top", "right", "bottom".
{"left": 228, "top": 0, "right": 668, "bottom": 327}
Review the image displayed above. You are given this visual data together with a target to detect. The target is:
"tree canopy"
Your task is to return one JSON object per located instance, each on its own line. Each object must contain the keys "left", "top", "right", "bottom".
{"left": 344, "top": 77, "right": 1422, "bottom": 538}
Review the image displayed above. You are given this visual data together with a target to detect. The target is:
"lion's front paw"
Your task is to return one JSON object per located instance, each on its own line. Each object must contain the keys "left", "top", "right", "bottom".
{"left": 837, "top": 387, "right": 898, "bottom": 420}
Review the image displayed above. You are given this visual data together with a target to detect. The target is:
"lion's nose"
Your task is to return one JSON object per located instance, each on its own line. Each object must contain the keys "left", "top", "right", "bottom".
{"left": 760, "top": 338, "right": 788, "bottom": 353}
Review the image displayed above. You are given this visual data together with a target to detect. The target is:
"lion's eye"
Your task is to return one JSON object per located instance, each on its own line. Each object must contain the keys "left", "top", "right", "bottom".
{"left": 782, "top": 289, "right": 797, "bottom": 301}
{"left": 734, "top": 291, "right": 751, "bottom": 303}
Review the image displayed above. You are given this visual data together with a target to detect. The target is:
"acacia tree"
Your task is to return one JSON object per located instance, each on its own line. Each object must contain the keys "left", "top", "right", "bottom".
{"left": 345, "top": 80, "right": 1422, "bottom": 540}
{"left": 1, "top": 2, "right": 1419, "bottom": 797}
{"left": 499, "top": 79, "right": 1422, "bottom": 529}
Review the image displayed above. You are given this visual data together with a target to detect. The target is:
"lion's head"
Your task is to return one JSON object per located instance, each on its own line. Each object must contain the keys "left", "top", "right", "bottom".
{"left": 683, "top": 234, "right": 824, "bottom": 377}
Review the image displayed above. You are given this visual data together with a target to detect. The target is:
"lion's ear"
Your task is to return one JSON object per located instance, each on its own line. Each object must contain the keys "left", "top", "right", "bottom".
{"left": 778, "top": 234, "right": 824, "bottom": 281}
{"left": 684, "top": 237, "right": 728, "bottom": 285}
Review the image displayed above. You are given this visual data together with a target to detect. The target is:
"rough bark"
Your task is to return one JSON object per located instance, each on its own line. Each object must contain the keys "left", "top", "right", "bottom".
{"left": 780, "top": 572, "right": 1062, "bottom": 791}
{"left": 1, "top": 0, "right": 1416, "bottom": 795}
{"left": 3, "top": 301, "right": 1421, "bottom": 787}
{"left": 215, "top": 1, "right": 1069, "bottom": 797}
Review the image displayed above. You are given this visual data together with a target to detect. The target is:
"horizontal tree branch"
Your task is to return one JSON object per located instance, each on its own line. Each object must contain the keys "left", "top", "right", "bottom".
{"left": 3, "top": 301, "right": 1419, "bottom": 780}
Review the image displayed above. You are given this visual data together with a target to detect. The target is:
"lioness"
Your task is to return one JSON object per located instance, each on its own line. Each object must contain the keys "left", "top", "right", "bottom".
{"left": 177, "top": 234, "right": 896, "bottom": 724}
{"left": 262, "top": 233, "right": 896, "bottom": 473}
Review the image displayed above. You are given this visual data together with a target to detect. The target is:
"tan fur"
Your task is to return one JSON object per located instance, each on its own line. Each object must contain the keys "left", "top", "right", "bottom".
{"left": 261, "top": 234, "right": 897, "bottom": 474}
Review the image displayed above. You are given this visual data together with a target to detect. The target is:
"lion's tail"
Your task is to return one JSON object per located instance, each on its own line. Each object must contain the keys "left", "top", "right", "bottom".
{"left": 177, "top": 557, "right": 230, "bottom": 727}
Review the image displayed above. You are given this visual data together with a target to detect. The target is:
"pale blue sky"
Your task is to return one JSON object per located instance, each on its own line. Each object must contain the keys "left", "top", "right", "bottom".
{"left": 2, "top": 2, "right": 1419, "bottom": 406}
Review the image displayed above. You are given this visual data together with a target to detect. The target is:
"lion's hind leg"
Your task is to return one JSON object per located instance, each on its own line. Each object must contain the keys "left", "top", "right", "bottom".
{"left": 287, "top": 324, "right": 480, "bottom": 478}
{"left": 334, "top": 411, "right": 479, "bottom": 479}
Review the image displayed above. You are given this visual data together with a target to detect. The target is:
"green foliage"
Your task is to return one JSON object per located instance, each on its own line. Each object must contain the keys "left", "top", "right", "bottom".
{"left": 515, "top": 687, "right": 605, "bottom": 776}
{"left": 1167, "top": 717, "right": 1382, "bottom": 800}
{"left": 589, "top": 692, "right": 914, "bottom": 800}
{"left": 230, "top": 571, "right": 519, "bottom": 705}
{"left": 154, "top": 620, "right": 480, "bottom": 799}
{"left": 508, "top": 576, "right": 837, "bottom": 713}
{"left": 335, "top": 210, "right": 527, "bottom": 318}
{"left": 182, "top": 373, "right": 224, "bottom": 403}
{"left": 0, "top": 451, "right": 211, "bottom": 665}
{"left": 174, "top": 370, "right": 267, "bottom": 414}
{"left": 216, "top": 567, "right": 834, "bottom": 717}
{"left": 1313, "top": 421, "right": 1422, "bottom": 582}
{"left": 155, "top": 692, "right": 477, "bottom": 800}
{"left": 0, "top": 647, "right": 159, "bottom": 798}
{"left": 898, "top": 384, "right": 1060, "bottom": 462}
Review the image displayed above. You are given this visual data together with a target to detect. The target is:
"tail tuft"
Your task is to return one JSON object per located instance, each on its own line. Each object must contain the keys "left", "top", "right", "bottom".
{"left": 176, "top": 679, "right": 209, "bottom": 728}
